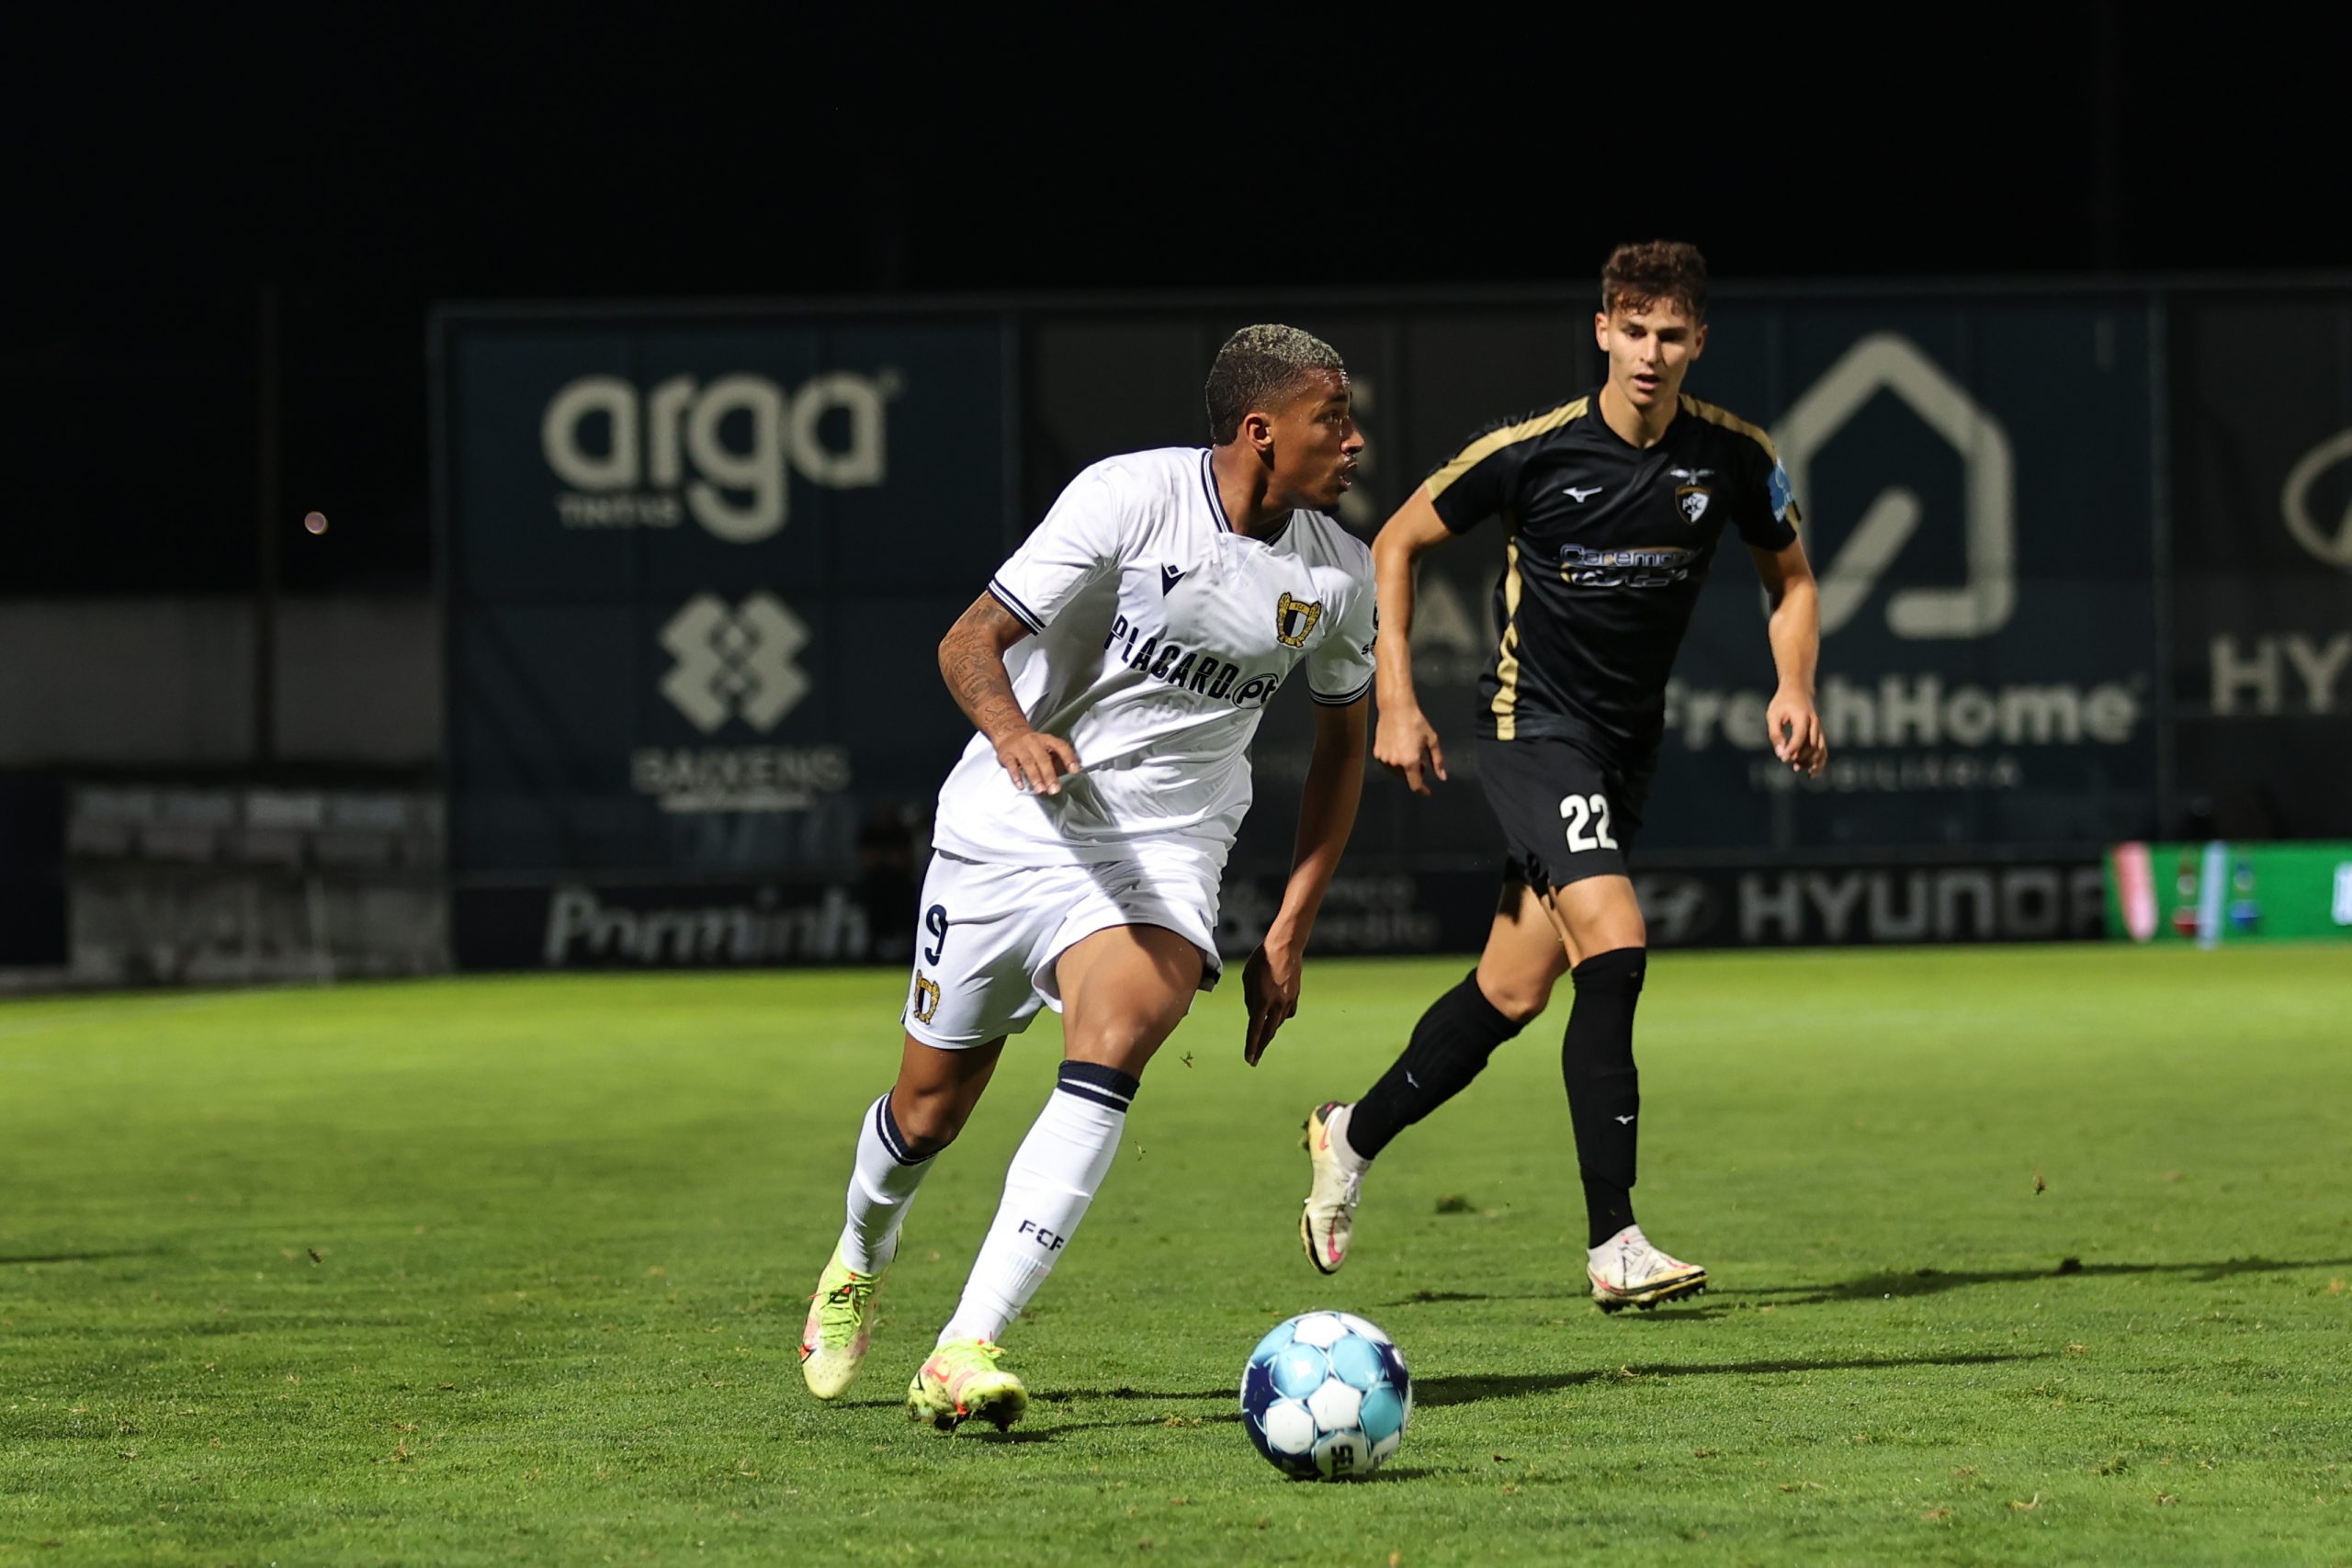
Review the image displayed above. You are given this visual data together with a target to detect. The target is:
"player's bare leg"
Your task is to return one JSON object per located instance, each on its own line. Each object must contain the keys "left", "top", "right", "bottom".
{"left": 1484, "top": 879, "right": 1579, "bottom": 1011}
{"left": 886, "top": 1032, "right": 1007, "bottom": 1154}
{"left": 1053, "top": 923, "right": 1203, "bottom": 1077}
{"left": 803, "top": 1035, "right": 1002, "bottom": 1399}
{"left": 1549, "top": 875, "right": 1703, "bottom": 1312}
{"left": 1304, "top": 882, "right": 1567, "bottom": 1270}
{"left": 911, "top": 926, "right": 1201, "bottom": 1430}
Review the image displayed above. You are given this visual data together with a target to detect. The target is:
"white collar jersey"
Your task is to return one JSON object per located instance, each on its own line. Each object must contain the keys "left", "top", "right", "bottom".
{"left": 933, "top": 446, "right": 1376, "bottom": 868}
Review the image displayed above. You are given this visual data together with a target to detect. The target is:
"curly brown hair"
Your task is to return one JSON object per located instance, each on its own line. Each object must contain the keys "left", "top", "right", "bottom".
{"left": 1600, "top": 240, "right": 1709, "bottom": 321}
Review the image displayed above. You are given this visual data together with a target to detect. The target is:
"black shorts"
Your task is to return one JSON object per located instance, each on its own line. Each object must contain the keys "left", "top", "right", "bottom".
{"left": 1475, "top": 734, "right": 1654, "bottom": 893}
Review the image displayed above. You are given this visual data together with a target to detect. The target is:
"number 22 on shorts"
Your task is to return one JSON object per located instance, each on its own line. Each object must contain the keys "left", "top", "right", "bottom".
{"left": 1559, "top": 793, "right": 1616, "bottom": 852}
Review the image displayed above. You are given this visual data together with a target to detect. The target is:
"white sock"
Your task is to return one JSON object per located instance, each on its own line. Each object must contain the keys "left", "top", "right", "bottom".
{"left": 1329, "top": 1102, "right": 1370, "bottom": 1174}
{"left": 837, "top": 1093, "right": 933, "bottom": 1273}
{"left": 938, "top": 1061, "right": 1138, "bottom": 1346}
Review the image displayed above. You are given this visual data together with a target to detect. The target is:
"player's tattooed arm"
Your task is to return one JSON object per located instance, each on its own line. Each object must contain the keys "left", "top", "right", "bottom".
{"left": 938, "top": 592, "right": 1081, "bottom": 795}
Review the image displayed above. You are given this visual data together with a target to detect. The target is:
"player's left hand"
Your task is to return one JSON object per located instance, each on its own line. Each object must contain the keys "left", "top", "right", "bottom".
{"left": 1768, "top": 688, "right": 1827, "bottom": 777}
{"left": 1240, "top": 939, "right": 1302, "bottom": 1066}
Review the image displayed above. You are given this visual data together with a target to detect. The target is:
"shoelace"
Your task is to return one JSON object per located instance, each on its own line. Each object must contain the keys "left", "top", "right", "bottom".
{"left": 1615, "top": 1239, "right": 1692, "bottom": 1285}
{"left": 1313, "top": 1144, "right": 1363, "bottom": 1211}
{"left": 810, "top": 1274, "right": 876, "bottom": 1344}
{"left": 1593, "top": 1236, "right": 1652, "bottom": 1286}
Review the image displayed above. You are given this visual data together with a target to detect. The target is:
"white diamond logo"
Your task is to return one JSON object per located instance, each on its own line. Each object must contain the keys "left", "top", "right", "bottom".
{"left": 658, "top": 593, "right": 810, "bottom": 734}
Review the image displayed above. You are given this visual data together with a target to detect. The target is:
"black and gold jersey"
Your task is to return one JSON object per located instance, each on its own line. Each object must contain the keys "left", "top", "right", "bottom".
{"left": 1428, "top": 389, "right": 1800, "bottom": 759}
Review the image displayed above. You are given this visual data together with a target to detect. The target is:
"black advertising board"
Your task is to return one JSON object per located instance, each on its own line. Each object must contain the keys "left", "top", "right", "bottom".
{"left": 453, "top": 855, "right": 2102, "bottom": 970}
{"left": 2167, "top": 294, "right": 2352, "bottom": 839}
{"left": 1212, "top": 858, "right": 2106, "bottom": 955}
{"left": 1648, "top": 301, "right": 2159, "bottom": 852}
{"left": 440, "top": 313, "right": 1012, "bottom": 923}
{"left": 0, "top": 776, "right": 67, "bottom": 966}
{"left": 433, "top": 283, "right": 2352, "bottom": 969}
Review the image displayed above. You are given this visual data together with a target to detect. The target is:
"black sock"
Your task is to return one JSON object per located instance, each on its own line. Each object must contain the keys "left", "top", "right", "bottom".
{"left": 1346, "top": 970, "right": 1527, "bottom": 1160}
{"left": 1562, "top": 946, "right": 1645, "bottom": 1247}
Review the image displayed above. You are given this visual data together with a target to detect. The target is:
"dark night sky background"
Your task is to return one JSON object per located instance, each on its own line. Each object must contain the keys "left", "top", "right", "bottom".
{"left": 6, "top": 9, "right": 2341, "bottom": 597}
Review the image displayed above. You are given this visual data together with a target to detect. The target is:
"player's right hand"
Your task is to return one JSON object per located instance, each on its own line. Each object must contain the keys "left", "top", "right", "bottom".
{"left": 1374, "top": 706, "right": 1448, "bottom": 796}
{"left": 997, "top": 729, "right": 1081, "bottom": 795}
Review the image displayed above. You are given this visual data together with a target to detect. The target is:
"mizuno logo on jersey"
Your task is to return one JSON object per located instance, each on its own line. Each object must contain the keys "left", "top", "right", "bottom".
{"left": 1103, "top": 615, "right": 1283, "bottom": 707}
{"left": 1274, "top": 592, "right": 1324, "bottom": 649}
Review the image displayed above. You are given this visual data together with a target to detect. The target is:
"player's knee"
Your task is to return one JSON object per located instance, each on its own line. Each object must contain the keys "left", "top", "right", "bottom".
{"left": 1063, "top": 1014, "right": 1175, "bottom": 1077}
{"left": 1477, "top": 974, "right": 1555, "bottom": 1026}
{"left": 1476, "top": 940, "right": 1566, "bottom": 1023}
{"left": 1569, "top": 945, "right": 1647, "bottom": 997}
{"left": 1063, "top": 1036, "right": 1159, "bottom": 1079}
{"left": 890, "top": 1093, "right": 973, "bottom": 1158}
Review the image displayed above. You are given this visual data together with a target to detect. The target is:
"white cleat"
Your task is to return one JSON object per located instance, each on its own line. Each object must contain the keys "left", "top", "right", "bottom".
{"left": 1588, "top": 1224, "right": 1707, "bottom": 1313}
{"left": 1299, "top": 1101, "right": 1364, "bottom": 1275}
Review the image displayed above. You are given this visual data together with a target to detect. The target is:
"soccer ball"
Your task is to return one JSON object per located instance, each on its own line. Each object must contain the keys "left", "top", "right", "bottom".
{"left": 1238, "top": 1311, "right": 1410, "bottom": 1480}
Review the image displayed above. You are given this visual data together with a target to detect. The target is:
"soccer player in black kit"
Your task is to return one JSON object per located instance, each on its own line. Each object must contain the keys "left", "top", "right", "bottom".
{"left": 1299, "top": 242, "right": 1828, "bottom": 1310}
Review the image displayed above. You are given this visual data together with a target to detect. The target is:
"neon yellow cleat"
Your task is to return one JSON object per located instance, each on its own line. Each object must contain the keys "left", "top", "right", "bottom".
{"left": 905, "top": 1337, "right": 1028, "bottom": 1432}
{"left": 798, "top": 1248, "right": 883, "bottom": 1399}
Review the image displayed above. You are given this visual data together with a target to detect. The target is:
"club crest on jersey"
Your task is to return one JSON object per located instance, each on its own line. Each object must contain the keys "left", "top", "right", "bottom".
{"left": 911, "top": 974, "right": 941, "bottom": 1024}
{"left": 1274, "top": 592, "right": 1324, "bottom": 648}
{"left": 1676, "top": 485, "right": 1712, "bottom": 524}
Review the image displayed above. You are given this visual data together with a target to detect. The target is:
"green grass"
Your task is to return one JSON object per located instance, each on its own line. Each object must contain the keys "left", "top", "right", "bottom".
{"left": 3, "top": 946, "right": 2350, "bottom": 1565}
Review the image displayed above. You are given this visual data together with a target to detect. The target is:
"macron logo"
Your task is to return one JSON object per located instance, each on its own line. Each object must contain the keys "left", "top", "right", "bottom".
{"left": 1160, "top": 565, "right": 1187, "bottom": 595}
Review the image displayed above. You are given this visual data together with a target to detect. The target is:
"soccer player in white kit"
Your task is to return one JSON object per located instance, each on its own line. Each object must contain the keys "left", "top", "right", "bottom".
{"left": 798, "top": 325, "right": 1377, "bottom": 1432}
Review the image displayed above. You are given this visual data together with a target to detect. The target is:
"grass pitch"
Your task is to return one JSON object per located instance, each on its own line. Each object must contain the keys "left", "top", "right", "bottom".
{"left": 2, "top": 945, "right": 2349, "bottom": 1565}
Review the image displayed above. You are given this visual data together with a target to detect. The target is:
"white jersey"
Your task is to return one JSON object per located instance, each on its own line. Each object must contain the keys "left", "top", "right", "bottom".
{"left": 933, "top": 446, "right": 1376, "bottom": 868}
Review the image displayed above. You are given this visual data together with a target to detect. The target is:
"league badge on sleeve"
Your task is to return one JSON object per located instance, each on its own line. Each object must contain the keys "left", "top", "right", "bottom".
{"left": 1768, "top": 459, "right": 1797, "bottom": 524}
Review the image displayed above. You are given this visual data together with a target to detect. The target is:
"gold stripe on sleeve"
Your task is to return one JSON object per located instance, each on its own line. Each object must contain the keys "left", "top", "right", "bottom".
{"left": 1489, "top": 535, "right": 1524, "bottom": 741}
{"left": 1679, "top": 394, "right": 1778, "bottom": 460}
{"left": 1425, "top": 397, "right": 1589, "bottom": 502}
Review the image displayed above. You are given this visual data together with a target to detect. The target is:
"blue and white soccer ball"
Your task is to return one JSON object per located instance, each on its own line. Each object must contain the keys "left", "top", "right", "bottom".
{"left": 1239, "top": 1311, "right": 1411, "bottom": 1480}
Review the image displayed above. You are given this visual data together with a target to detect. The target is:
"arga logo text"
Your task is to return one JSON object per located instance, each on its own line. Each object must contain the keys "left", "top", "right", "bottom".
{"left": 541, "top": 370, "right": 899, "bottom": 542}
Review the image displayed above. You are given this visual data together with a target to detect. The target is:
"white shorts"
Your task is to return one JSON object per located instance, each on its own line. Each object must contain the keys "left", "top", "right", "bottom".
{"left": 900, "top": 848, "right": 1225, "bottom": 1049}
